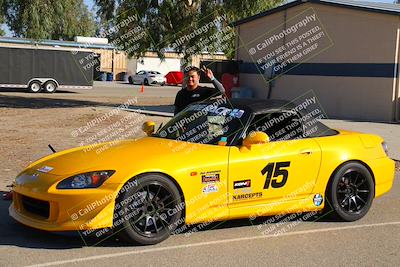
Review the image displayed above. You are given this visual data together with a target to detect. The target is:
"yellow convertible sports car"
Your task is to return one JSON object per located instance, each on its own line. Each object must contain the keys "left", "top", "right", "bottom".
{"left": 9, "top": 98, "right": 395, "bottom": 245}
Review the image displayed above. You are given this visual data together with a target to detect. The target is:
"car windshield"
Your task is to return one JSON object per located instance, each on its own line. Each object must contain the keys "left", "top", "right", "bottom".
{"left": 154, "top": 99, "right": 249, "bottom": 145}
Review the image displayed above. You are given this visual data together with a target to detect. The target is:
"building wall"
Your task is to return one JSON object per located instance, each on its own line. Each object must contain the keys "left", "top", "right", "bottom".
{"left": 126, "top": 52, "right": 182, "bottom": 76}
{"left": 235, "top": 2, "right": 400, "bottom": 121}
{"left": 191, "top": 54, "right": 227, "bottom": 68}
{"left": 93, "top": 49, "right": 127, "bottom": 78}
{"left": 126, "top": 52, "right": 227, "bottom": 76}
{"left": 136, "top": 57, "right": 181, "bottom": 76}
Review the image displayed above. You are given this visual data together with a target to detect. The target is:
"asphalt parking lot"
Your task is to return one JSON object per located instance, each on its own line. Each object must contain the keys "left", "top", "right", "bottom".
{"left": 0, "top": 174, "right": 399, "bottom": 267}
{"left": 0, "top": 82, "right": 399, "bottom": 266}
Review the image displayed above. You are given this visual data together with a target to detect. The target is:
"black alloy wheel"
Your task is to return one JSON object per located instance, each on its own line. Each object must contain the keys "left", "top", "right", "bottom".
{"left": 326, "top": 162, "right": 374, "bottom": 222}
{"left": 115, "top": 174, "right": 183, "bottom": 245}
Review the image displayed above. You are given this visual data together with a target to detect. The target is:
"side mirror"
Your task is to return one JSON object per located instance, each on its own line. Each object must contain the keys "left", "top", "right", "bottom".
{"left": 142, "top": 121, "right": 155, "bottom": 136}
{"left": 242, "top": 131, "right": 269, "bottom": 148}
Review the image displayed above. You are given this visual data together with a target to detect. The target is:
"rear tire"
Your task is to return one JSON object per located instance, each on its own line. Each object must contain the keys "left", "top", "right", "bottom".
{"left": 144, "top": 79, "right": 149, "bottom": 86}
{"left": 128, "top": 76, "right": 133, "bottom": 84}
{"left": 326, "top": 162, "right": 374, "bottom": 222}
{"left": 28, "top": 81, "right": 42, "bottom": 93}
{"left": 44, "top": 81, "right": 57, "bottom": 93}
{"left": 114, "top": 174, "right": 183, "bottom": 245}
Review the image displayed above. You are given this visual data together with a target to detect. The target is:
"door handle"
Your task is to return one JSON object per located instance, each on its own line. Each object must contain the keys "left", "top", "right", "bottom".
{"left": 300, "top": 149, "right": 313, "bottom": 155}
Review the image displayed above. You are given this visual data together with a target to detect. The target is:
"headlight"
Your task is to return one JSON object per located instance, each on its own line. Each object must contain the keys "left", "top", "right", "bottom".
{"left": 56, "top": 170, "right": 115, "bottom": 189}
{"left": 382, "top": 141, "right": 389, "bottom": 156}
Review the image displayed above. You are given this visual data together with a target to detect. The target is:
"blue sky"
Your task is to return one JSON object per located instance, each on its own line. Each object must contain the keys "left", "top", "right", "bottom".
{"left": 84, "top": 0, "right": 95, "bottom": 13}
{"left": 1, "top": 0, "right": 397, "bottom": 37}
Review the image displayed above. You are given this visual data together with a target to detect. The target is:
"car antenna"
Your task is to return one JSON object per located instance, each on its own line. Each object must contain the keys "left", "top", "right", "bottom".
{"left": 48, "top": 144, "right": 56, "bottom": 153}
{"left": 157, "top": 122, "right": 164, "bottom": 132}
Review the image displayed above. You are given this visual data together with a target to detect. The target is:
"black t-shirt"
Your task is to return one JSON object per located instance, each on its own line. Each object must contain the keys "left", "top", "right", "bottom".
{"left": 174, "top": 86, "right": 220, "bottom": 114}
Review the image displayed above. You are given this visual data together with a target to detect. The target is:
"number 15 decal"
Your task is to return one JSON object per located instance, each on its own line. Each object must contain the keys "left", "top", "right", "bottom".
{"left": 261, "top": 161, "right": 291, "bottom": 189}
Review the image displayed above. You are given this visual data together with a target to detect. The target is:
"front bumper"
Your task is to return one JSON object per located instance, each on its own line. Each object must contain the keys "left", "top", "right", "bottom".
{"left": 9, "top": 184, "right": 120, "bottom": 231}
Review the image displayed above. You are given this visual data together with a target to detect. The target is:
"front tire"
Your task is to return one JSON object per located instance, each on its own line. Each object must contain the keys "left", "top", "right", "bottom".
{"left": 144, "top": 78, "right": 149, "bottom": 86}
{"left": 326, "top": 162, "right": 374, "bottom": 222}
{"left": 114, "top": 174, "right": 183, "bottom": 245}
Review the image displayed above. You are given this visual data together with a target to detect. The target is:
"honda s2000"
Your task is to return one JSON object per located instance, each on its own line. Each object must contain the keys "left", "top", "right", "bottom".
{"left": 9, "top": 98, "right": 395, "bottom": 245}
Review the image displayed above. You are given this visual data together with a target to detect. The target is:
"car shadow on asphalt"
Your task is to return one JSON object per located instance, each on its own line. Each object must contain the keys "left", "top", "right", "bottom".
{"left": 189, "top": 209, "right": 340, "bottom": 234}
{"left": 0, "top": 95, "right": 119, "bottom": 109}
{"left": 0, "top": 195, "right": 141, "bottom": 249}
{"left": 0, "top": 194, "right": 341, "bottom": 249}
{"left": 174, "top": 198, "right": 358, "bottom": 238}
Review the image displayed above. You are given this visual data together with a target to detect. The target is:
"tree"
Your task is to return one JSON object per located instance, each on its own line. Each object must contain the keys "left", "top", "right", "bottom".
{"left": 222, "top": 0, "right": 284, "bottom": 58}
{"left": 94, "top": 0, "right": 284, "bottom": 60}
{"left": 0, "top": 0, "right": 5, "bottom": 35}
{"left": 4, "top": 0, "right": 96, "bottom": 40}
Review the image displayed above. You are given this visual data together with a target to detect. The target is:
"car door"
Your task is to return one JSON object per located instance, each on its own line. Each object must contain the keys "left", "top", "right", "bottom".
{"left": 178, "top": 144, "right": 230, "bottom": 225}
{"left": 228, "top": 138, "right": 321, "bottom": 205}
{"left": 228, "top": 112, "right": 322, "bottom": 209}
{"left": 160, "top": 109, "right": 237, "bottom": 225}
{"left": 133, "top": 71, "right": 145, "bottom": 84}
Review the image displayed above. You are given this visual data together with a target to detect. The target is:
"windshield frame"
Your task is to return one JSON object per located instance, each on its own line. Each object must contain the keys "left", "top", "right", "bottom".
{"left": 153, "top": 100, "right": 251, "bottom": 146}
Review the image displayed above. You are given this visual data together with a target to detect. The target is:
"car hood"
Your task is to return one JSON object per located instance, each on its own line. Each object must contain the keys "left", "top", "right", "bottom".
{"left": 25, "top": 137, "right": 196, "bottom": 177}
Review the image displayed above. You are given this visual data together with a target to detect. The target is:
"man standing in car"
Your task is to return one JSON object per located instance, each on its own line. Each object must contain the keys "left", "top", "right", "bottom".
{"left": 174, "top": 66, "right": 225, "bottom": 114}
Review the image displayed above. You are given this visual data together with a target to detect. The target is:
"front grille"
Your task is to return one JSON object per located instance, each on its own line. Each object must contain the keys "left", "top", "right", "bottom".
{"left": 21, "top": 195, "right": 50, "bottom": 219}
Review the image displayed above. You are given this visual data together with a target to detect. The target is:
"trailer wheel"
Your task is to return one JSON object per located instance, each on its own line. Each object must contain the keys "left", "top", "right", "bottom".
{"left": 28, "top": 81, "right": 42, "bottom": 93}
{"left": 44, "top": 81, "right": 57, "bottom": 93}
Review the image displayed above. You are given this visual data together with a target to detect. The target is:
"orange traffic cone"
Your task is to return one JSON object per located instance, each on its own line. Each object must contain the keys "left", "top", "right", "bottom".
{"left": 140, "top": 83, "right": 144, "bottom": 93}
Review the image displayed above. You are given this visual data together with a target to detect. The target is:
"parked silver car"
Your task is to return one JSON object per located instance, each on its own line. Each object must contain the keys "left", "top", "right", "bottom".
{"left": 128, "top": 70, "right": 166, "bottom": 85}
